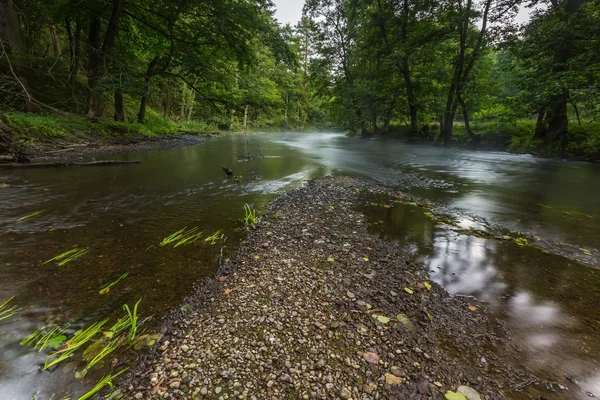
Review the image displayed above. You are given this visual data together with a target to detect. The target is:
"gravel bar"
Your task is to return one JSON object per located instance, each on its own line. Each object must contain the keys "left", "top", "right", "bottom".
{"left": 119, "top": 176, "right": 537, "bottom": 400}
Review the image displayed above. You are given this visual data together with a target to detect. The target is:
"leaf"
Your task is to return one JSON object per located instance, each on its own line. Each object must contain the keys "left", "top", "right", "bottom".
{"left": 468, "top": 305, "right": 477, "bottom": 312}
{"left": 582, "top": 248, "right": 592, "bottom": 256}
{"left": 515, "top": 237, "right": 529, "bottom": 246}
{"left": 385, "top": 373, "right": 404, "bottom": 385}
{"left": 224, "top": 288, "right": 232, "bottom": 295}
{"left": 404, "top": 287, "right": 414, "bottom": 295}
{"left": 254, "top": 255, "right": 260, "bottom": 260}
{"left": 377, "top": 316, "right": 390, "bottom": 324}
{"left": 75, "top": 369, "right": 88, "bottom": 379}
{"left": 362, "top": 256, "right": 369, "bottom": 262}
{"left": 424, "top": 281, "right": 432, "bottom": 291}
{"left": 445, "top": 391, "right": 467, "bottom": 400}
{"left": 327, "top": 257, "right": 335, "bottom": 262}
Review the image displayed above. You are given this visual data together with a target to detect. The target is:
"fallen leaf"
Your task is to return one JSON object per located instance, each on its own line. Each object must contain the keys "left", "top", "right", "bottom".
{"left": 404, "top": 287, "right": 414, "bottom": 295}
{"left": 384, "top": 373, "right": 404, "bottom": 385}
{"left": 327, "top": 257, "right": 335, "bottom": 262}
{"left": 363, "top": 352, "right": 380, "bottom": 364}
{"left": 468, "top": 305, "right": 477, "bottom": 312}
{"left": 362, "top": 256, "right": 369, "bottom": 262}
{"left": 377, "top": 315, "right": 390, "bottom": 324}
{"left": 444, "top": 391, "right": 467, "bottom": 400}
{"left": 424, "top": 281, "right": 432, "bottom": 291}
{"left": 254, "top": 255, "right": 260, "bottom": 260}
{"left": 224, "top": 288, "right": 232, "bottom": 295}
{"left": 582, "top": 248, "right": 592, "bottom": 256}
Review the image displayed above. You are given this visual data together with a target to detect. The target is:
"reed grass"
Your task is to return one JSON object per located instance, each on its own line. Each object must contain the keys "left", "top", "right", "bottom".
{"left": 17, "top": 210, "right": 44, "bottom": 222}
{"left": 243, "top": 203, "right": 259, "bottom": 226}
{"left": 77, "top": 367, "right": 129, "bottom": 400}
{"left": 0, "top": 296, "right": 20, "bottom": 321}
{"left": 99, "top": 273, "right": 129, "bottom": 295}
{"left": 160, "top": 227, "right": 204, "bottom": 248}
{"left": 44, "top": 319, "right": 108, "bottom": 369}
{"left": 44, "top": 248, "right": 88, "bottom": 266}
{"left": 204, "top": 230, "right": 224, "bottom": 245}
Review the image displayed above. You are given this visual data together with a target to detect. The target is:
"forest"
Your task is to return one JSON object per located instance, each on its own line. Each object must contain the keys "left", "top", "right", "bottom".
{"left": 0, "top": 0, "right": 599, "bottom": 158}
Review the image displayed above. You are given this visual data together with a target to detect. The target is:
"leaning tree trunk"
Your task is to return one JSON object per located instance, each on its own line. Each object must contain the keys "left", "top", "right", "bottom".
{"left": 66, "top": 18, "right": 81, "bottom": 84}
{"left": 114, "top": 89, "right": 124, "bottom": 121}
{"left": 456, "top": 93, "right": 478, "bottom": 141}
{"left": 49, "top": 25, "right": 61, "bottom": 58}
{"left": 137, "top": 56, "right": 160, "bottom": 123}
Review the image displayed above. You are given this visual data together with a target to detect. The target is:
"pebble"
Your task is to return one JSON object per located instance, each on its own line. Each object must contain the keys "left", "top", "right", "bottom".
{"left": 457, "top": 386, "right": 483, "bottom": 400}
{"left": 340, "top": 386, "right": 351, "bottom": 399}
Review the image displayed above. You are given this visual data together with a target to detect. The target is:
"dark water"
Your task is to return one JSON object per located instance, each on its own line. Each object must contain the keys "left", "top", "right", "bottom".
{"left": 1, "top": 132, "right": 599, "bottom": 399}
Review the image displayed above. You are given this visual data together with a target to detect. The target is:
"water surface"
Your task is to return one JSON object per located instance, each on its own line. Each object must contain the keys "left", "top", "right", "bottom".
{"left": 1, "top": 132, "right": 599, "bottom": 399}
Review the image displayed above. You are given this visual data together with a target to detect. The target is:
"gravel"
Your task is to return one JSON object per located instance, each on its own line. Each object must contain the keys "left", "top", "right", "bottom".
{"left": 118, "top": 176, "right": 538, "bottom": 399}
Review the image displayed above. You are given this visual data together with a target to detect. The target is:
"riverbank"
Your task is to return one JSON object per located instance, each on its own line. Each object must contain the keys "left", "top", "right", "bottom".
{"left": 0, "top": 112, "right": 221, "bottom": 163}
{"left": 351, "top": 121, "right": 600, "bottom": 162}
{"left": 117, "top": 176, "right": 547, "bottom": 400}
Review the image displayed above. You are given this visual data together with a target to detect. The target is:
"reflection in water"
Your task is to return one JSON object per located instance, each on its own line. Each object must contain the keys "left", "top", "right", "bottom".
{"left": 364, "top": 201, "right": 600, "bottom": 399}
{"left": 1, "top": 132, "right": 600, "bottom": 398}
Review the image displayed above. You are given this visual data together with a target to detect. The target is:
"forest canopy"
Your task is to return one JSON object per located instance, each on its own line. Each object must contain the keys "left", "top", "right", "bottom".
{"left": 0, "top": 0, "right": 599, "bottom": 157}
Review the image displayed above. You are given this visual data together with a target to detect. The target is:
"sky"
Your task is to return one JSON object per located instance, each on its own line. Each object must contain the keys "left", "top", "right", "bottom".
{"left": 272, "top": 0, "right": 304, "bottom": 26}
{"left": 272, "top": 0, "right": 537, "bottom": 27}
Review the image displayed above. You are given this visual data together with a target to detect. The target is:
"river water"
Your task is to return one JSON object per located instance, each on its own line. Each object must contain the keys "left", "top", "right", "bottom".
{"left": 0, "top": 132, "right": 599, "bottom": 399}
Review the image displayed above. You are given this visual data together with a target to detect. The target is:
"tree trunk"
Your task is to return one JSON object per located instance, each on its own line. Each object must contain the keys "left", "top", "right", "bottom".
{"left": 534, "top": 107, "right": 547, "bottom": 139}
{"left": 243, "top": 105, "right": 249, "bottom": 130}
{"left": 137, "top": 56, "right": 160, "bottom": 123}
{"left": 187, "top": 89, "right": 195, "bottom": 120}
{"left": 180, "top": 82, "right": 187, "bottom": 121}
{"left": 0, "top": 0, "right": 8, "bottom": 40}
{"left": 114, "top": 89, "right": 124, "bottom": 121}
{"left": 86, "top": 15, "right": 102, "bottom": 120}
{"left": 456, "top": 93, "right": 478, "bottom": 141}
{"left": 49, "top": 25, "right": 61, "bottom": 58}
{"left": 86, "top": 0, "right": 125, "bottom": 120}
{"left": 66, "top": 18, "right": 81, "bottom": 83}
{"left": 284, "top": 92, "right": 289, "bottom": 129}
{"left": 544, "top": 0, "right": 581, "bottom": 144}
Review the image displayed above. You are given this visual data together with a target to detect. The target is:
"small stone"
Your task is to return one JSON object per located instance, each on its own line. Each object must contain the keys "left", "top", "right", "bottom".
{"left": 346, "top": 291, "right": 355, "bottom": 299}
{"left": 457, "top": 386, "right": 482, "bottom": 400}
{"left": 363, "top": 352, "right": 380, "bottom": 365}
{"left": 390, "top": 366, "right": 404, "bottom": 377}
{"left": 151, "top": 377, "right": 158, "bottom": 386}
{"left": 200, "top": 387, "right": 208, "bottom": 395}
{"left": 434, "top": 382, "right": 443, "bottom": 388}
{"left": 385, "top": 373, "right": 404, "bottom": 385}
{"left": 170, "top": 381, "right": 181, "bottom": 389}
{"left": 215, "top": 387, "right": 222, "bottom": 394}
{"left": 266, "top": 380, "right": 274, "bottom": 388}
{"left": 134, "top": 393, "right": 143, "bottom": 399}
{"left": 340, "top": 386, "right": 351, "bottom": 399}
{"left": 180, "top": 344, "right": 190, "bottom": 352}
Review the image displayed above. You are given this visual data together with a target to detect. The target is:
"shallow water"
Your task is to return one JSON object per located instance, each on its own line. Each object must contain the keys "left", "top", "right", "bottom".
{"left": 1, "top": 132, "right": 599, "bottom": 399}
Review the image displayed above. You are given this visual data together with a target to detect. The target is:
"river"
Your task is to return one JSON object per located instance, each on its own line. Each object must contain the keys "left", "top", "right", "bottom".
{"left": 1, "top": 132, "right": 599, "bottom": 399}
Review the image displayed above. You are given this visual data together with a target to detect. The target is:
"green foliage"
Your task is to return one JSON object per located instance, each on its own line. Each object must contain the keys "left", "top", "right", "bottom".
{"left": 243, "top": 204, "right": 259, "bottom": 226}
{"left": 44, "top": 248, "right": 88, "bottom": 267}
{"left": 77, "top": 368, "right": 129, "bottom": 400}
{"left": 0, "top": 297, "right": 20, "bottom": 321}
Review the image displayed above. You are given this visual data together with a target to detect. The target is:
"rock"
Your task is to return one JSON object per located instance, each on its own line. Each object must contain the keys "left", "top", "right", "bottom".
{"left": 363, "top": 352, "right": 380, "bottom": 365}
{"left": 340, "top": 386, "right": 351, "bottom": 399}
{"left": 457, "top": 386, "right": 482, "bottom": 400}
{"left": 200, "top": 387, "right": 208, "bottom": 395}
{"left": 390, "top": 366, "right": 404, "bottom": 377}
{"left": 266, "top": 380, "right": 274, "bottom": 388}
{"left": 134, "top": 393, "right": 143, "bottom": 399}
{"left": 385, "top": 373, "right": 404, "bottom": 385}
{"left": 346, "top": 291, "right": 355, "bottom": 299}
{"left": 169, "top": 381, "right": 181, "bottom": 389}
{"left": 180, "top": 344, "right": 190, "bottom": 352}
{"left": 215, "top": 386, "right": 222, "bottom": 394}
